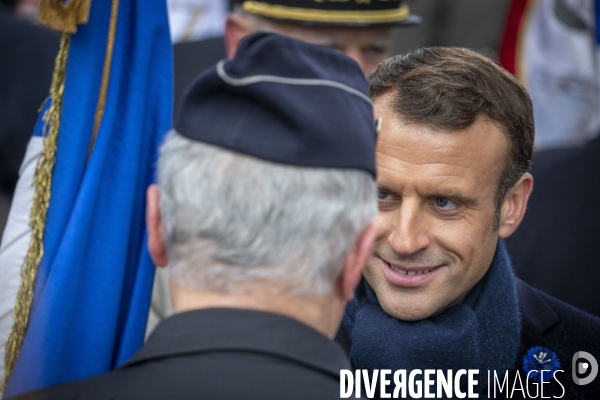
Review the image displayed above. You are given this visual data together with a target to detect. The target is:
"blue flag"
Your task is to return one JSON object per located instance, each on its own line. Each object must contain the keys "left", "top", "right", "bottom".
{"left": 3, "top": 0, "right": 172, "bottom": 395}
{"left": 596, "top": 0, "right": 600, "bottom": 44}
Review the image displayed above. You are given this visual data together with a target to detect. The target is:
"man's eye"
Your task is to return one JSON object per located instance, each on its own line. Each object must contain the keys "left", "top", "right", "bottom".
{"left": 378, "top": 190, "right": 391, "bottom": 200}
{"left": 363, "top": 46, "right": 387, "bottom": 56}
{"left": 435, "top": 198, "right": 456, "bottom": 209}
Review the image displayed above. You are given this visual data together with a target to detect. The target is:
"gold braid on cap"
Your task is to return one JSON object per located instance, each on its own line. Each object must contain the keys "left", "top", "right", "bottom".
{"left": 242, "top": 0, "right": 410, "bottom": 24}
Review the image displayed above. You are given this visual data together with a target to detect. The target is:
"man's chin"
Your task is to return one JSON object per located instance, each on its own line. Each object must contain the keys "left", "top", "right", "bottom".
{"left": 364, "top": 269, "right": 447, "bottom": 321}
{"left": 379, "top": 298, "right": 440, "bottom": 322}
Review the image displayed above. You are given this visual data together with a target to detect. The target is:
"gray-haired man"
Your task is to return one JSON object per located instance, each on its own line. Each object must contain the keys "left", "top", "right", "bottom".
{"left": 8, "top": 33, "right": 378, "bottom": 399}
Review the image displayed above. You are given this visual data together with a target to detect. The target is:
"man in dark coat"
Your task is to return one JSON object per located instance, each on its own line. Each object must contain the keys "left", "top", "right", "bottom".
{"left": 8, "top": 33, "right": 378, "bottom": 399}
{"left": 506, "top": 135, "right": 600, "bottom": 318}
{"left": 337, "top": 47, "right": 600, "bottom": 398}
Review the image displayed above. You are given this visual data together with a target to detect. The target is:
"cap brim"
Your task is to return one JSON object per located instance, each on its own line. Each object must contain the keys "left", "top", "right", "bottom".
{"left": 266, "top": 13, "right": 422, "bottom": 28}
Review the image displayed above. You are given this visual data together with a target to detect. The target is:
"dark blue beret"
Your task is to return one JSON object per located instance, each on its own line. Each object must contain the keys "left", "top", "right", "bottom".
{"left": 175, "top": 32, "right": 376, "bottom": 178}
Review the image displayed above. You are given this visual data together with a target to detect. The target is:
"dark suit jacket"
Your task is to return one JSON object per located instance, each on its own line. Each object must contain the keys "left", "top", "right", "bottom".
{"left": 9, "top": 308, "right": 352, "bottom": 400}
{"left": 512, "top": 279, "right": 600, "bottom": 399}
{"left": 0, "top": 8, "right": 59, "bottom": 196}
{"left": 506, "top": 135, "right": 600, "bottom": 318}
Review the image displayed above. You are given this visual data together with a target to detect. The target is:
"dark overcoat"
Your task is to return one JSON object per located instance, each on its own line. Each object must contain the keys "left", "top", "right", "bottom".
{"left": 507, "top": 280, "right": 600, "bottom": 399}
{"left": 8, "top": 308, "right": 353, "bottom": 400}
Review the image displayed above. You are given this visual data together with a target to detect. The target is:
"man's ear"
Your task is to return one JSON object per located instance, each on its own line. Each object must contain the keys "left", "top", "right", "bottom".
{"left": 147, "top": 184, "right": 169, "bottom": 267}
{"left": 224, "top": 14, "right": 254, "bottom": 59}
{"left": 339, "top": 223, "right": 376, "bottom": 301}
{"left": 498, "top": 173, "right": 533, "bottom": 238}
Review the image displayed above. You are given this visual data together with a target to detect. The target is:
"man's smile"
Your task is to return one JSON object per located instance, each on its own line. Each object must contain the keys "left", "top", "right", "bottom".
{"left": 377, "top": 256, "right": 444, "bottom": 288}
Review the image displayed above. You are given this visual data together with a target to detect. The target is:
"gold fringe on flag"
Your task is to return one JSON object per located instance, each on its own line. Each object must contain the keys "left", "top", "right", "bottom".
{"left": 1, "top": 0, "right": 115, "bottom": 394}
{"left": 0, "top": 32, "right": 71, "bottom": 395}
{"left": 39, "top": 0, "right": 91, "bottom": 34}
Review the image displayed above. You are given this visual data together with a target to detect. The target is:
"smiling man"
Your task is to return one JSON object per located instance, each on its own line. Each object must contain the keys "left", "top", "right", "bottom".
{"left": 336, "top": 47, "right": 600, "bottom": 398}
{"left": 370, "top": 115, "right": 509, "bottom": 322}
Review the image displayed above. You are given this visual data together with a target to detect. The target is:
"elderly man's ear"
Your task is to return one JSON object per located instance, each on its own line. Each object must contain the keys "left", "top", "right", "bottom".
{"left": 146, "top": 184, "right": 169, "bottom": 267}
{"left": 339, "top": 223, "right": 376, "bottom": 301}
{"left": 498, "top": 173, "right": 533, "bottom": 238}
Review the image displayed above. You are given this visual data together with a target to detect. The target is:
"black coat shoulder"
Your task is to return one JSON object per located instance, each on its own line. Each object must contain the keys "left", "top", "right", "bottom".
{"left": 515, "top": 279, "right": 600, "bottom": 399}
{"left": 7, "top": 309, "right": 351, "bottom": 400}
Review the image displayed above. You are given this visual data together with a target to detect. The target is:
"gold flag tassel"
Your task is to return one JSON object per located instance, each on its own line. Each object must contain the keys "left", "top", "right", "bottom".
{"left": 0, "top": 32, "right": 71, "bottom": 395}
{"left": 0, "top": 0, "right": 90, "bottom": 394}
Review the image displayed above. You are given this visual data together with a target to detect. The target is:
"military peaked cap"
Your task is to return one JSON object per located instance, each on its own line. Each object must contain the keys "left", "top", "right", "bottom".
{"left": 234, "top": 0, "right": 421, "bottom": 26}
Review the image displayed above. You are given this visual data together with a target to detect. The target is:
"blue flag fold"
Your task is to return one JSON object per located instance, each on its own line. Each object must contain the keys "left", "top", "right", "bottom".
{"left": 5, "top": 0, "right": 172, "bottom": 395}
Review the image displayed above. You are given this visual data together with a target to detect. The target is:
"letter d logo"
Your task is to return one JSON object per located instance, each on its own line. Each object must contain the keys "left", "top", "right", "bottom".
{"left": 572, "top": 351, "right": 598, "bottom": 385}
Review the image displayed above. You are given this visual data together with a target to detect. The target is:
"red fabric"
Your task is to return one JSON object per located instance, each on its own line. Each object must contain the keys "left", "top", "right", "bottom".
{"left": 499, "top": 0, "right": 532, "bottom": 75}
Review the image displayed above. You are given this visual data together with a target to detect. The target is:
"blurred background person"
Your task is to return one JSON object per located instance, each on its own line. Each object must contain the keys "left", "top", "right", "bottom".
{"left": 167, "top": 0, "right": 227, "bottom": 44}
{"left": 172, "top": 0, "right": 421, "bottom": 113}
{"left": 12, "top": 0, "right": 38, "bottom": 25}
{"left": 500, "top": 0, "right": 600, "bottom": 318}
{"left": 0, "top": 0, "right": 58, "bottom": 232}
{"left": 393, "top": 0, "right": 511, "bottom": 60}
{"left": 500, "top": 0, "right": 600, "bottom": 150}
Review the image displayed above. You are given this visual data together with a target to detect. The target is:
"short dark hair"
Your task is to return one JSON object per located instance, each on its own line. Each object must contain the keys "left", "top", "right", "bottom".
{"left": 368, "top": 47, "right": 534, "bottom": 227}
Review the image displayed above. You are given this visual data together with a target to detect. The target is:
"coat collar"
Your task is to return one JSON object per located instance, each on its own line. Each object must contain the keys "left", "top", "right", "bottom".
{"left": 516, "top": 278, "right": 560, "bottom": 334}
{"left": 120, "top": 307, "right": 350, "bottom": 378}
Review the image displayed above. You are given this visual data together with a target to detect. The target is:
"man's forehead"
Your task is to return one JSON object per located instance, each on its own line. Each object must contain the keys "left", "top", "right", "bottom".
{"left": 379, "top": 118, "right": 504, "bottom": 153}
{"left": 374, "top": 106, "right": 509, "bottom": 192}
{"left": 374, "top": 96, "right": 509, "bottom": 157}
{"left": 270, "top": 22, "right": 393, "bottom": 46}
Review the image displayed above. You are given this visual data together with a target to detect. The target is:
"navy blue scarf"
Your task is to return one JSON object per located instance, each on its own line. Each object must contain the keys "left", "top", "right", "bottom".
{"left": 336, "top": 240, "right": 521, "bottom": 395}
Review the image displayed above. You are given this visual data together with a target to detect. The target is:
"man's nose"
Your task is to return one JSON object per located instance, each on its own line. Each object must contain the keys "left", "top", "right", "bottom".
{"left": 341, "top": 47, "right": 367, "bottom": 75}
{"left": 387, "top": 201, "right": 430, "bottom": 256}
